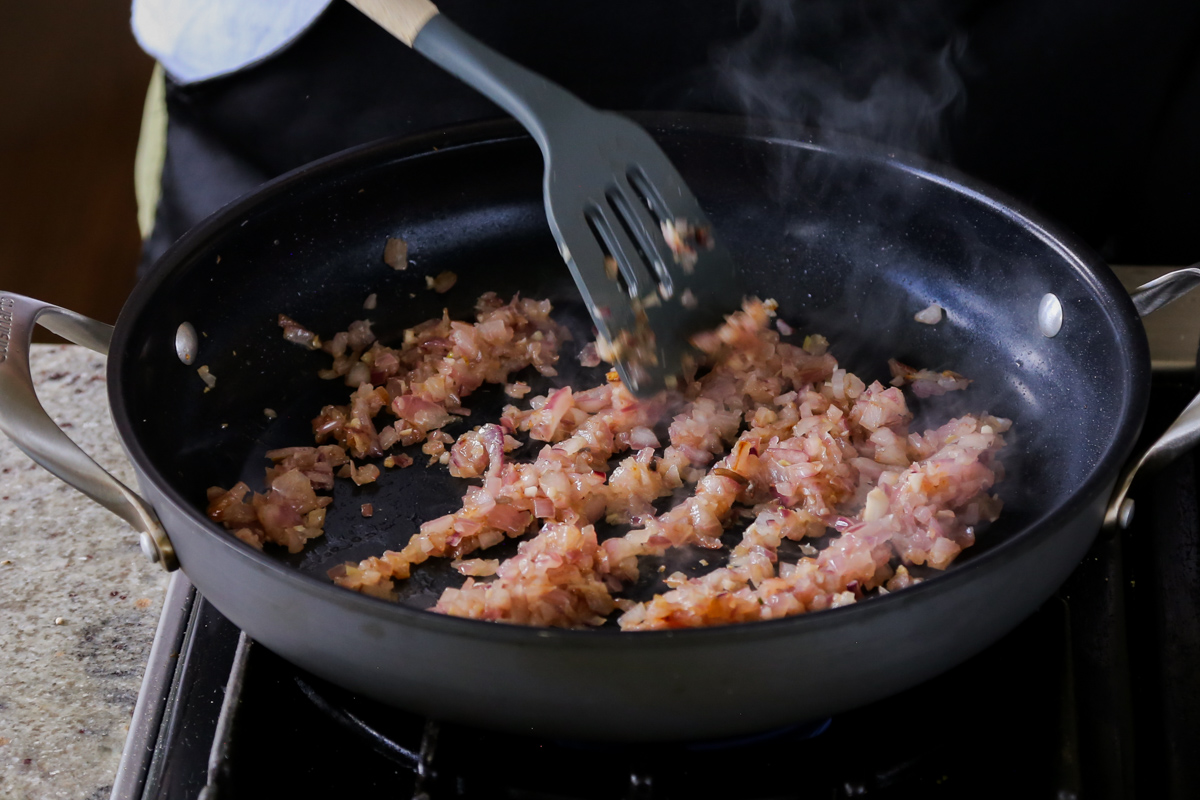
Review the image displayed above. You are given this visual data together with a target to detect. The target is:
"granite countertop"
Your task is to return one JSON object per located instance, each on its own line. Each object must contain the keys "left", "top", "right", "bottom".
{"left": 0, "top": 345, "right": 170, "bottom": 800}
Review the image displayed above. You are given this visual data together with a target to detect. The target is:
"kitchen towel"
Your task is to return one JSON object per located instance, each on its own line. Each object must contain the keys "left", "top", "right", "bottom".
{"left": 132, "top": 0, "right": 333, "bottom": 84}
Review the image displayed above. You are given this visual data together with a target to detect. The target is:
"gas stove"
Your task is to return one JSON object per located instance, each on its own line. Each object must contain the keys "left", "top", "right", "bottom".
{"left": 110, "top": 267, "right": 1199, "bottom": 800}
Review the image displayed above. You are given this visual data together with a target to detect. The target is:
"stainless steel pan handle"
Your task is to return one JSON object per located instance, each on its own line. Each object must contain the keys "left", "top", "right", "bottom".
{"left": 0, "top": 292, "right": 176, "bottom": 569}
{"left": 1104, "top": 264, "right": 1200, "bottom": 531}
{"left": 1129, "top": 265, "right": 1200, "bottom": 317}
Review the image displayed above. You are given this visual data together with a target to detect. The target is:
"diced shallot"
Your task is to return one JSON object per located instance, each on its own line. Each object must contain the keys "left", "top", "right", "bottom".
{"left": 914, "top": 303, "right": 943, "bottom": 324}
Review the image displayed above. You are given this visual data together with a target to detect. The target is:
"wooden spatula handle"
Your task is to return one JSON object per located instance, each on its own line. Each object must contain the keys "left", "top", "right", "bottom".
{"left": 346, "top": 0, "right": 440, "bottom": 46}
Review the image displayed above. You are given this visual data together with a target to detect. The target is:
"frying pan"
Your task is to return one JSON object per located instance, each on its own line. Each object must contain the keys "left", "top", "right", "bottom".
{"left": 1, "top": 116, "right": 1197, "bottom": 741}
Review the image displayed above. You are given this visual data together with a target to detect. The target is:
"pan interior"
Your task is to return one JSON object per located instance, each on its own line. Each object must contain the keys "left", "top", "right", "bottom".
{"left": 118, "top": 125, "right": 1141, "bottom": 613}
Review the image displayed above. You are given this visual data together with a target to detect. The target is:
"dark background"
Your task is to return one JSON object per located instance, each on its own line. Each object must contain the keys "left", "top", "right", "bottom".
{"left": 2, "top": 0, "right": 1197, "bottom": 337}
{"left": 0, "top": 1, "right": 152, "bottom": 334}
{"left": 146, "top": 0, "right": 1200, "bottom": 275}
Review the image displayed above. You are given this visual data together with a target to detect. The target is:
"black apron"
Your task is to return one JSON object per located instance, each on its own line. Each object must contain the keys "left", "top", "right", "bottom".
{"left": 140, "top": 0, "right": 1200, "bottom": 275}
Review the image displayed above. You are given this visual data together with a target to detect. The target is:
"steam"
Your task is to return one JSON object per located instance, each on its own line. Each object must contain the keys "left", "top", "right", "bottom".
{"left": 674, "top": 3, "right": 1051, "bottom": 550}
{"left": 712, "top": 0, "right": 967, "bottom": 160}
{"left": 680, "top": 1, "right": 974, "bottom": 378}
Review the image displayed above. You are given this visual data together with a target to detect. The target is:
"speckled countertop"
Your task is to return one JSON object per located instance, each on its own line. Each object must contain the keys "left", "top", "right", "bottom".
{"left": 0, "top": 345, "right": 170, "bottom": 800}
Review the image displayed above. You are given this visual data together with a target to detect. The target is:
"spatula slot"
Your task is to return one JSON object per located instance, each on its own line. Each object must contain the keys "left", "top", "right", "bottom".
{"left": 627, "top": 165, "right": 671, "bottom": 226}
{"left": 605, "top": 189, "right": 672, "bottom": 299}
{"left": 623, "top": 169, "right": 682, "bottom": 300}
{"left": 584, "top": 208, "right": 636, "bottom": 299}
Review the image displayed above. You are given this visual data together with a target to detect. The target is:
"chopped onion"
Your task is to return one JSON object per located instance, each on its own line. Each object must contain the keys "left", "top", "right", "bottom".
{"left": 914, "top": 303, "right": 943, "bottom": 325}
{"left": 426, "top": 271, "right": 457, "bottom": 293}
{"left": 383, "top": 237, "right": 408, "bottom": 270}
{"left": 578, "top": 342, "right": 601, "bottom": 367}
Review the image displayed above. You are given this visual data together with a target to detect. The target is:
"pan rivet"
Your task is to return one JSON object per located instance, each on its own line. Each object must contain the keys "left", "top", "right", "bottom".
{"left": 139, "top": 532, "right": 160, "bottom": 563}
{"left": 175, "top": 322, "right": 199, "bottom": 365}
{"left": 1038, "top": 293, "right": 1063, "bottom": 337}
{"left": 1117, "top": 498, "right": 1136, "bottom": 530}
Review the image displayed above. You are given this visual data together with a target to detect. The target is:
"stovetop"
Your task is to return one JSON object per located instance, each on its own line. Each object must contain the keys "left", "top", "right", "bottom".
{"left": 110, "top": 290, "right": 1200, "bottom": 800}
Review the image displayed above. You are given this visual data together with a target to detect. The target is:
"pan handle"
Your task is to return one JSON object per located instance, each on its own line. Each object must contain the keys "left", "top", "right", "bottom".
{"left": 1129, "top": 265, "right": 1200, "bottom": 317}
{"left": 0, "top": 292, "right": 177, "bottom": 569}
{"left": 1104, "top": 264, "right": 1200, "bottom": 531}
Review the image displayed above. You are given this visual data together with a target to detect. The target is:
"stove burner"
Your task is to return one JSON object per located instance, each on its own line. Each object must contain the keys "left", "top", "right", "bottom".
{"left": 295, "top": 664, "right": 833, "bottom": 761}
{"left": 293, "top": 673, "right": 421, "bottom": 768}
{"left": 271, "top": 623, "right": 1067, "bottom": 800}
{"left": 683, "top": 718, "right": 832, "bottom": 750}
{"left": 293, "top": 666, "right": 836, "bottom": 798}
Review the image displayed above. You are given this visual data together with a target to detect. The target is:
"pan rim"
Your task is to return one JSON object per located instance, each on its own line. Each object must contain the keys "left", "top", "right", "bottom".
{"left": 109, "top": 114, "right": 1150, "bottom": 646}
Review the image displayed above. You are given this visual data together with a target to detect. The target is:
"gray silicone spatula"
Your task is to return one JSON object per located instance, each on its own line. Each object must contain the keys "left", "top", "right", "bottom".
{"left": 347, "top": 0, "right": 740, "bottom": 396}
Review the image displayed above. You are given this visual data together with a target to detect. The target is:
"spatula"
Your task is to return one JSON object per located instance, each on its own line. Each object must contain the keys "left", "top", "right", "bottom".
{"left": 347, "top": 0, "right": 740, "bottom": 396}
